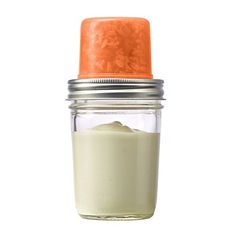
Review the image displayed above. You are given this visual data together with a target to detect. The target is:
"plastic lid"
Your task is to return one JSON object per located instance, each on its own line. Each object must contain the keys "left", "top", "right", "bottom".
{"left": 78, "top": 17, "right": 153, "bottom": 79}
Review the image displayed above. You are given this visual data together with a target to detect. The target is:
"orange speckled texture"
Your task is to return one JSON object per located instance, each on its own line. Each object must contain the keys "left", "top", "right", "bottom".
{"left": 78, "top": 17, "right": 153, "bottom": 79}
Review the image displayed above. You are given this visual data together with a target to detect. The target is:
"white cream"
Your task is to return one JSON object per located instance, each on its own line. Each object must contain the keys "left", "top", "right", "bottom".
{"left": 72, "top": 121, "right": 160, "bottom": 218}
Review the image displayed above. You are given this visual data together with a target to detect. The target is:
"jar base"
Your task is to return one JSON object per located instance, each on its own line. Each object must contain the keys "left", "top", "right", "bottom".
{"left": 79, "top": 213, "right": 154, "bottom": 221}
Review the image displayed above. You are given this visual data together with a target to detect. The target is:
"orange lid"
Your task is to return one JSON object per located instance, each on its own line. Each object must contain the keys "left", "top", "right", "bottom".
{"left": 78, "top": 17, "right": 153, "bottom": 79}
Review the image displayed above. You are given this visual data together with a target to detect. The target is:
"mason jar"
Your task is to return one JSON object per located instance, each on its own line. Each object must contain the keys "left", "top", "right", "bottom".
{"left": 67, "top": 78, "right": 164, "bottom": 220}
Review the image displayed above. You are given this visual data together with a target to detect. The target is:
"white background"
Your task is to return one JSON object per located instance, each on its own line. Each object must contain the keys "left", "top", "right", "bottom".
{"left": 0, "top": 0, "right": 236, "bottom": 235}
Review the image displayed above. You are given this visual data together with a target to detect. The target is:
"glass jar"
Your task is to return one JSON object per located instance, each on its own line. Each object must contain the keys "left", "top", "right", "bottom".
{"left": 68, "top": 78, "right": 164, "bottom": 220}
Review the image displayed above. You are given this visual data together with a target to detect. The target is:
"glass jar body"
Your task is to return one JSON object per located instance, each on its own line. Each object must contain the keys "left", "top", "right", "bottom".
{"left": 71, "top": 100, "right": 162, "bottom": 220}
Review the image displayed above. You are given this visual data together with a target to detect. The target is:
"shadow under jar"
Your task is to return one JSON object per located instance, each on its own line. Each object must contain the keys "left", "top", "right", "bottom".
{"left": 68, "top": 78, "right": 164, "bottom": 220}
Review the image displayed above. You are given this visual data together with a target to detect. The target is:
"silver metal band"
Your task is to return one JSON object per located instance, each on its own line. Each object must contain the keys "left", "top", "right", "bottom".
{"left": 68, "top": 78, "right": 164, "bottom": 100}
